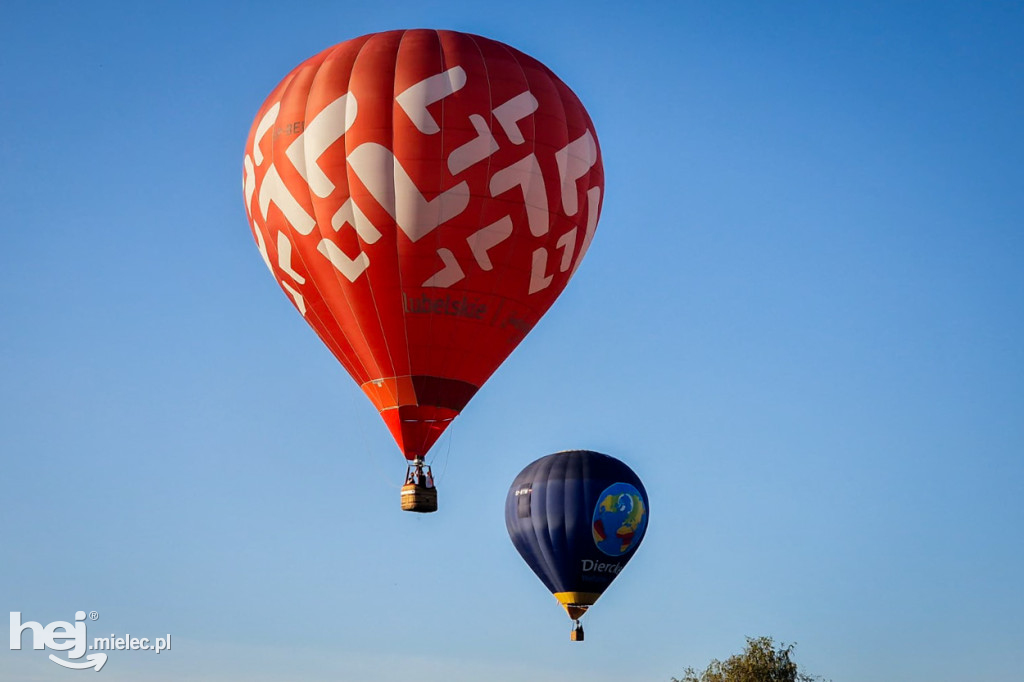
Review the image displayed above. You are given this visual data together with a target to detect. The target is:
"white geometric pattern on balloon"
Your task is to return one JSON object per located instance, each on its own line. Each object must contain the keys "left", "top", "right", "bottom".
{"left": 242, "top": 65, "right": 600, "bottom": 317}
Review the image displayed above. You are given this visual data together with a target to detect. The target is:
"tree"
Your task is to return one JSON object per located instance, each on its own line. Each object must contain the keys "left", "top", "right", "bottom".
{"left": 672, "top": 636, "right": 829, "bottom": 682}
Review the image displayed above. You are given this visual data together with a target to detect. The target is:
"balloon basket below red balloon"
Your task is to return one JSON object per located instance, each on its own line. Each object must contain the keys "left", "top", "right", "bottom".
{"left": 400, "top": 483, "right": 437, "bottom": 512}
{"left": 400, "top": 461, "right": 438, "bottom": 513}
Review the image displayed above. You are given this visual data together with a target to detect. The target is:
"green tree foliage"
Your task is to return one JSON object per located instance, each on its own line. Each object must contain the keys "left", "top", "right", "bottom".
{"left": 672, "top": 636, "right": 829, "bottom": 682}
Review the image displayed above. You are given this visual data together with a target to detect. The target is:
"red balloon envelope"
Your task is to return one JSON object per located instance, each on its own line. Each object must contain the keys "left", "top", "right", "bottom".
{"left": 242, "top": 29, "right": 603, "bottom": 460}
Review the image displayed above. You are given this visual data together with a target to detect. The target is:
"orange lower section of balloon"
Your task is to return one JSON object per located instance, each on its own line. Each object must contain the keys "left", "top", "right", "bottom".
{"left": 362, "top": 375, "right": 478, "bottom": 460}
{"left": 380, "top": 405, "right": 461, "bottom": 461}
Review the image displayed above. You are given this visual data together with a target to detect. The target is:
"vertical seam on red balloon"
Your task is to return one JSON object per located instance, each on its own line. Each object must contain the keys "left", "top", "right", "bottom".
{"left": 343, "top": 31, "right": 408, "bottom": 455}
{"left": 486, "top": 37, "right": 541, "bottom": 399}
{"left": 430, "top": 29, "right": 482, "bottom": 443}
{"left": 304, "top": 37, "right": 380, "bottom": 385}
{"left": 340, "top": 34, "right": 389, "bottom": 388}
{"left": 311, "top": 35, "right": 389, "bottom": 388}
{"left": 261, "top": 56, "right": 367, "bottom": 388}
{"left": 423, "top": 28, "right": 447, "bottom": 456}
{"left": 367, "top": 31, "right": 405, "bottom": 434}
{"left": 530, "top": 48, "right": 565, "bottom": 328}
{"left": 391, "top": 29, "right": 416, "bottom": 437}
{"left": 298, "top": 41, "right": 378, "bottom": 388}
{"left": 471, "top": 33, "right": 526, "bottom": 401}
{"left": 433, "top": 28, "right": 456, "bottom": 442}
{"left": 564, "top": 77, "right": 602, "bottom": 279}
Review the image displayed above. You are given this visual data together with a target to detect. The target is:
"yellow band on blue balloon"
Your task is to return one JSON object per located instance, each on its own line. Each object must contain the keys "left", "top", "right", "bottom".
{"left": 554, "top": 592, "right": 601, "bottom": 620}
{"left": 553, "top": 591, "right": 601, "bottom": 607}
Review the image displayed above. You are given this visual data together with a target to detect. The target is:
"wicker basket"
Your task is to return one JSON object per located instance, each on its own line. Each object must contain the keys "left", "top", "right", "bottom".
{"left": 400, "top": 483, "right": 438, "bottom": 513}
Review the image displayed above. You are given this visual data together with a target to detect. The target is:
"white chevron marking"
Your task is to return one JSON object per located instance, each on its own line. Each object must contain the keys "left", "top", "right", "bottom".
{"left": 332, "top": 198, "right": 381, "bottom": 244}
{"left": 571, "top": 186, "right": 601, "bottom": 276}
{"left": 243, "top": 154, "right": 257, "bottom": 215}
{"left": 448, "top": 114, "right": 498, "bottom": 175}
{"left": 348, "top": 143, "right": 470, "bottom": 242}
{"left": 318, "top": 199, "right": 380, "bottom": 282}
{"left": 281, "top": 280, "right": 306, "bottom": 315}
{"left": 422, "top": 248, "right": 466, "bottom": 288}
{"left": 556, "top": 227, "right": 578, "bottom": 272}
{"left": 489, "top": 154, "right": 549, "bottom": 237}
{"left": 467, "top": 216, "right": 513, "bottom": 271}
{"left": 396, "top": 66, "right": 467, "bottom": 135}
{"left": 252, "top": 102, "right": 279, "bottom": 165}
{"left": 318, "top": 238, "right": 370, "bottom": 282}
{"left": 258, "top": 164, "right": 316, "bottom": 235}
{"left": 555, "top": 129, "right": 598, "bottom": 216}
{"left": 529, "top": 247, "right": 553, "bottom": 294}
{"left": 276, "top": 231, "right": 305, "bottom": 284}
{"left": 287, "top": 93, "right": 358, "bottom": 198}
{"left": 493, "top": 91, "right": 538, "bottom": 145}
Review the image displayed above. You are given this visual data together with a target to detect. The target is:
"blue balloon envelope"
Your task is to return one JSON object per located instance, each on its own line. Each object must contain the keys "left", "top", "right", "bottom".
{"left": 505, "top": 450, "right": 649, "bottom": 630}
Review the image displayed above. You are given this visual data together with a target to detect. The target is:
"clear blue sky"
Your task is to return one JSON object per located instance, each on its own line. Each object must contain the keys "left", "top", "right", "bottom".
{"left": 2, "top": 1, "right": 1022, "bottom": 680}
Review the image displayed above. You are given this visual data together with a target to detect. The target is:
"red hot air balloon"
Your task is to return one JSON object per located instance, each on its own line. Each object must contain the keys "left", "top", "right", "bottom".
{"left": 242, "top": 30, "right": 603, "bottom": 510}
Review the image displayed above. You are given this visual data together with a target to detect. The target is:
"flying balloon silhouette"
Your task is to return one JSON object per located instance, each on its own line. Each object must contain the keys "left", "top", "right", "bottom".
{"left": 241, "top": 30, "right": 604, "bottom": 511}
{"left": 505, "top": 450, "right": 649, "bottom": 640}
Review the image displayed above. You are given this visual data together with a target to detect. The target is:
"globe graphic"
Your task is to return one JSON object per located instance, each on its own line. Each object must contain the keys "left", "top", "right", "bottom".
{"left": 591, "top": 482, "right": 648, "bottom": 556}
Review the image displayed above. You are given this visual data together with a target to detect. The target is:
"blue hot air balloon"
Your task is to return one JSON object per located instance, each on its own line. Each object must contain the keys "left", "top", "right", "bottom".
{"left": 505, "top": 450, "right": 650, "bottom": 641}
